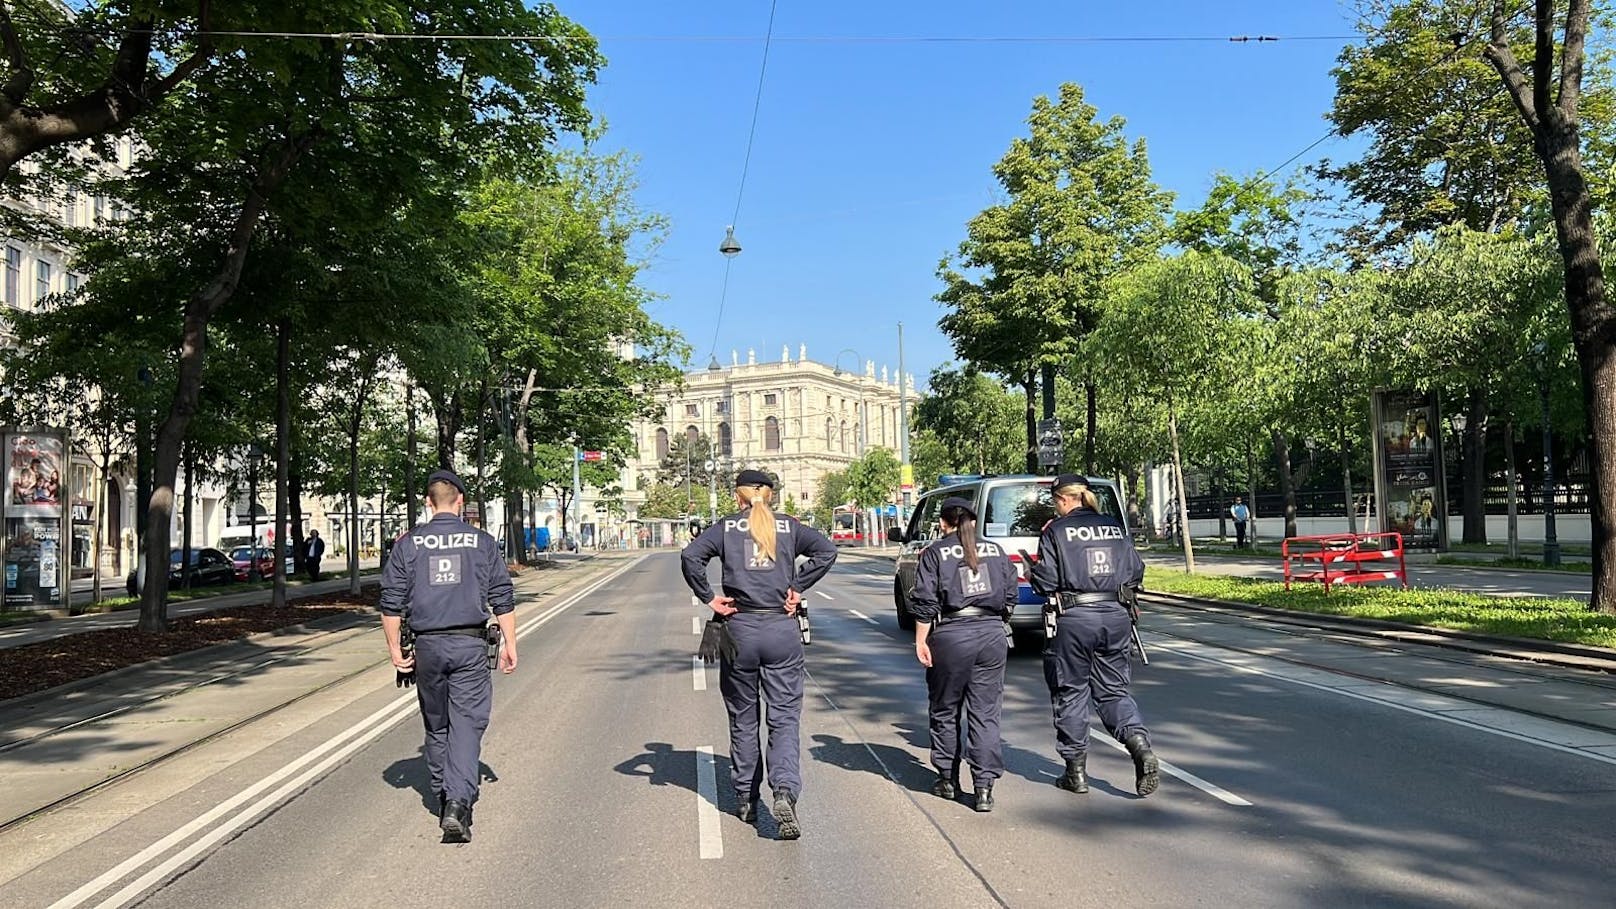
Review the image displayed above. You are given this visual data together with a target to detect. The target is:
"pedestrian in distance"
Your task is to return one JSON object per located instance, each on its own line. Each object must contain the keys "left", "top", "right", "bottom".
{"left": 305, "top": 529, "right": 325, "bottom": 582}
{"left": 910, "top": 496, "right": 1015, "bottom": 812}
{"left": 1230, "top": 496, "right": 1250, "bottom": 549}
{"left": 680, "top": 469, "right": 837, "bottom": 840}
{"left": 1030, "top": 474, "right": 1160, "bottom": 799}
{"left": 380, "top": 469, "right": 517, "bottom": 843}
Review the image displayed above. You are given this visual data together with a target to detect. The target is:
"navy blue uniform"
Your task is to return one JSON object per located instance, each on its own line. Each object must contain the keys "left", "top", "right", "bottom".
{"left": 911, "top": 533, "right": 1015, "bottom": 789}
{"left": 380, "top": 512, "right": 514, "bottom": 806}
{"left": 681, "top": 512, "right": 836, "bottom": 803}
{"left": 1029, "top": 506, "right": 1149, "bottom": 761}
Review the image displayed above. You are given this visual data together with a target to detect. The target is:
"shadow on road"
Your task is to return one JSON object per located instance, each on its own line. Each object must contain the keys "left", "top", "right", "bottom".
{"left": 382, "top": 748, "right": 500, "bottom": 816}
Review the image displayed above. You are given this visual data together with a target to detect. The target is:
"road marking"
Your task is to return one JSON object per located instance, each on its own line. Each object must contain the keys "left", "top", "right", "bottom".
{"left": 1151, "top": 637, "right": 1616, "bottom": 767}
{"left": 692, "top": 615, "right": 702, "bottom": 635}
{"left": 691, "top": 594, "right": 701, "bottom": 607}
{"left": 815, "top": 590, "right": 834, "bottom": 600}
{"left": 849, "top": 609, "right": 878, "bottom": 625}
{"left": 695, "top": 745, "right": 724, "bottom": 859}
{"left": 1092, "top": 732, "right": 1252, "bottom": 806}
{"left": 54, "top": 556, "right": 647, "bottom": 909}
{"left": 692, "top": 656, "right": 708, "bottom": 691}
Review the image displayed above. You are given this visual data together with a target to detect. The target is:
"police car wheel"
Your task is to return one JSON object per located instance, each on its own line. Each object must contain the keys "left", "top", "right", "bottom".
{"left": 894, "top": 579, "right": 915, "bottom": 631}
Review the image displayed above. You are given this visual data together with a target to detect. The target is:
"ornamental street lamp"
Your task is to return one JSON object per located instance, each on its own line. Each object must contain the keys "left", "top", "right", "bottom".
{"left": 719, "top": 226, "right": 742, "bottom": 258}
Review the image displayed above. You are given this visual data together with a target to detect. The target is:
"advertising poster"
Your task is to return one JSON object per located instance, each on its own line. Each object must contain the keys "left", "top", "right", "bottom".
{"left": 1370, "top": 391, "right": 1448, "bottom": 551}
{"left": 3, "top": 431, "right": 67, "bottom": 609}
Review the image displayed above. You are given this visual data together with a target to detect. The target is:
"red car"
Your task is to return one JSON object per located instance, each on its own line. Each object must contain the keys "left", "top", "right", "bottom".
{"left": 229, "top": 546, "right": 284, "bottom": 581}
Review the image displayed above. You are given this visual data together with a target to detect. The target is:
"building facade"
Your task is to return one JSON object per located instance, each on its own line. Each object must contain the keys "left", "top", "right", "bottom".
{"left": 630, "top": 344, "right": 915, "bottom": 511}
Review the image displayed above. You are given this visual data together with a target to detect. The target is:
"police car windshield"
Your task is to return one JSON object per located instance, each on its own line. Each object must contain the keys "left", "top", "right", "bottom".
{"left": 982, "top": 482, "right": 1122, "bottom": 537}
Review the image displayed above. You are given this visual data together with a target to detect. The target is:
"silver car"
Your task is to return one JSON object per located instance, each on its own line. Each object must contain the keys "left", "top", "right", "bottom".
{"left": 890, "top": 475, "right": 1128, "bottom": 635}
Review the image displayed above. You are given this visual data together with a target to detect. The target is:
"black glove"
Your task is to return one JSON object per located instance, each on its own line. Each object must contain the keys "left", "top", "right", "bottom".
{"left": 396, "top": 668, "right": 415, "bottom": 688}
{"left": 698, "top": 618, "right": 739, "bottom": 664}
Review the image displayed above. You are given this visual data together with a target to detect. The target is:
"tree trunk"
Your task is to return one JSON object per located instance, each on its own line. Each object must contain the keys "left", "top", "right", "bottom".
{"left": 92, "top": 449, "right": 108, "bottom": 604}
{"left": 432, "top": 389, "right": 463, "bottom": 471}
{"left": 1041, "top": 363, "right": 1056, "bottom": 475}
{"left": 272, "top": 317, "right": 290, "bottom": 610}
{"left": 137, "top": 131, "right": 312, "bottom": 631}
{"left": 1340, "top": 421, "right": 1357, "bottom": 535}
{"left": 1461, "top": 388, "right": 1489, "bottom": 544}
{"left": 1085, "top": 379, "right": 1098, "bottom": 475}
{"left": 1215, "top": 467, "right": 1228, "bottom": 540}
{"left": 1246, "top": 439, "right": 1259, "bottom": 548}
{"left": 1021, "top": 372, "right": 1037, "bottom": 474}
{"left": 404, "top": 382, "right": 418, "bottom": 530}
{"left": 181, "top": 442, "right": 194, "bottom": 589}
{"left": 475, "top": 378, "right": 488, "bottom": 528}
{"left": 1505, "top": 417, "right": 1520, "bottom": 560}
{"left": 1168, "top": 405, "right": 1195, "bottom": 573}
{"left": 1271, "top": 429, "right": 1302, "bottom": 540}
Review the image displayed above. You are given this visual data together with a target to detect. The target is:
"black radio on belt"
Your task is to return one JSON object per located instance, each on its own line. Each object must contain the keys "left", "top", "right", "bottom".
{"left": 485, "top": 621, "right": 502, "bottom": 670}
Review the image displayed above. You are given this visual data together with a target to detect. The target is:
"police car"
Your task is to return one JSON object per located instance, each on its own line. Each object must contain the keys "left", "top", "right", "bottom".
{"left": 889, "top": 475, "right": 1128, "bottom": 636}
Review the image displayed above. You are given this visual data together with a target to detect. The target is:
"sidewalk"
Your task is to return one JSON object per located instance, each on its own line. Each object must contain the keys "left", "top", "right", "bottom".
{"left": 0, "top": 553, "right": 630, "bottom": 828}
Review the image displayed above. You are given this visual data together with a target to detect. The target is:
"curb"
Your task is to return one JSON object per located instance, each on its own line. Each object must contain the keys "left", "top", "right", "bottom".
{"left": 0, "top": 613, "right": 51, "bottom": 630}
{"left": 1143, "top": 590, "right": 1616, "bottom": 675}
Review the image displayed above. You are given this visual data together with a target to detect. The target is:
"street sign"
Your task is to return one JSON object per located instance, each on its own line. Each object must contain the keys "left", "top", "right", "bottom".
{"left": 577, "top": 450, "right": 604, "bottom": 462}
{"left": 900, "top": 463, "right": 914, "bottom": 493}
{"left": 1037, "top": 418, "right": 1063, "bottom": 468}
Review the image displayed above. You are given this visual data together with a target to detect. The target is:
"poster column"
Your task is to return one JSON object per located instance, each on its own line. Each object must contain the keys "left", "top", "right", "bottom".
{"left": 1369, "top": 391, "right": 1449, "bottom": 552}
{"left": 3, "top": 428, "right": 70, "bottom": 610}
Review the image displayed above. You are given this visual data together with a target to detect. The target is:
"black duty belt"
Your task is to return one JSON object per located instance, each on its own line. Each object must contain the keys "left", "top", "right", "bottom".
{"left": 415, "top": 624, "right": 488, "bottom": 639}
{"left": 1057, "top": 592, "right": 1121, "bottom": 611}
{"left": 937, "top": 605, "right": 1000, "bottom": 624}
{"left": 733, "top": 605, "right": 789, "bottom": 615}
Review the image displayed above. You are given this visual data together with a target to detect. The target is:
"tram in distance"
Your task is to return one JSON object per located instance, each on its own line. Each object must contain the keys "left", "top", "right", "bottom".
{"left": 830, "top": 503, "right": 864, "bottom": 546}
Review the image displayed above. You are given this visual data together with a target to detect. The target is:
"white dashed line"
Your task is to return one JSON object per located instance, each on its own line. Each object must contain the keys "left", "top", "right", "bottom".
{"left": 692, "top": 615, "right": 702, "bottom": 635}
{"left": 692, "top": 656, "right": 708, "bottom": 691}
{"left": 695, "top": 745, "right": 724, "bottom": 859}
{"left": 815, "top": 590, "right": 834, "bottom": 600}
{"left": 1093, "top": 732, "right": 1253, "bottom": 806}
{"left": 848, "top": 609, "right": 879, "bottom": 625}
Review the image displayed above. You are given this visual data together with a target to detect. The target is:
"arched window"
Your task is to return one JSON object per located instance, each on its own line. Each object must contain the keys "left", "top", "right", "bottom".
{"left": 718, "top": 422, "right": 733, "bottom": 456}
{"left": 765, "top": 417, "right": 780, "bottom": 451}
{"left": 825, "top": 418, "right": 834, "bottom": 448}
{"left": 655, "top": 428, "right": 669, "bottom": 461}
{"left": 853, "top": 423, "right": 861, "bottom": 453}
{"left": 685, "top": 425, "right": 700, "bottom": 446}
{"left": 840, "top": 420, "right": 848, "bottom": 453}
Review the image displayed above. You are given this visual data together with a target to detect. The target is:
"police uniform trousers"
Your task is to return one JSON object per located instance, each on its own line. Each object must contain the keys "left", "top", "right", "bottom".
{"left": 1043, "top": 604, "right": 1147, "bottom": 759}
{"left": 414, "top": 633, "right": 492, "bottom": 804}
{"left": 719, "top": 612, "right": 804, "bottom": 802}
{"left": 926, "top": 616, "right": 1007, "bottom": 789}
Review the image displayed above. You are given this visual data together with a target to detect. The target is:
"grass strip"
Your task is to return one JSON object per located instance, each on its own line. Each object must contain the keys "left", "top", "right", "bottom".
{"left": 1142, "top": 566, "right": 1615, "bottom": 649}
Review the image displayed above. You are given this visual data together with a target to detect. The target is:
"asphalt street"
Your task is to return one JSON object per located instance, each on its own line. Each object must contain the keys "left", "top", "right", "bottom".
{"left": 2, "top": 552, "right": 1613, "bottom": 908}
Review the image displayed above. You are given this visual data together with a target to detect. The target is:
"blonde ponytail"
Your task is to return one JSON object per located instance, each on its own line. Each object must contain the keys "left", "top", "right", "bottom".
{"left": 739, "top": 485, "right": 777, "bottom": 561}
{"left": 1055, "top": 481, "right": 1100, "bottom": 512}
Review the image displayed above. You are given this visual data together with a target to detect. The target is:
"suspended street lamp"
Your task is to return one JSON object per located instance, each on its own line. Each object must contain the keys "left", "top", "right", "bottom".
{"left": 719, "top": 226, "right": 742, "bottom": 258}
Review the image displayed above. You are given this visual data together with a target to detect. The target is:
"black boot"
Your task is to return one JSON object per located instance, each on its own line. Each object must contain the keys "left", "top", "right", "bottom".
{"left": 1124, "top": 733, "right": 1160, "bottom": 798}
{"left": 931, "top": 771, "right": 956, "bottom": 801}
{"left": 1055, "top": 756, "right": 1090, "bottom": 794}
{"left": 773, "top": 790, "right": 801, "bottom": 841}
{"left": 737, "top": 798, "right": 758, "bottom": 823}
{"left": 973, "top": 786, "right": 994, "bottom": 813}
{"left": 440, "top": 799, "right": 472, "bottom": 843}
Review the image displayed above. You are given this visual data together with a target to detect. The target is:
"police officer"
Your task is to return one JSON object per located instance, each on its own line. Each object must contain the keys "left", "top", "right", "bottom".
{"left": 910, "top": 497, "right": 1015, "bottom": 812}
{"left": 681, "top": 469, "right": 837, "bottom": 840}
{"left": 1029, "top": 474, "right": 1159, "bottom": 798}
{"left": 380, "top": 469, "right": 516, "bottom": 843}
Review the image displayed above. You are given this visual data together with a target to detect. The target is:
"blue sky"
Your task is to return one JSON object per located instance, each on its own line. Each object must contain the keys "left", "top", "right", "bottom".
{"left": 568, "top": 1, "right": 1366, "bottom": 384}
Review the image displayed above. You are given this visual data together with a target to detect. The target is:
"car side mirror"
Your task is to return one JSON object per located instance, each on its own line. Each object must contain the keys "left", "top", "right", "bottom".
{"left": 886, "top": 527, "right": 905, "bottom": 544}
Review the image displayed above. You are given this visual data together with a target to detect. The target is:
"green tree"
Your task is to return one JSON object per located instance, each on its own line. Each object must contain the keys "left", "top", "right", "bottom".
{"left": 846, "top": 448, "right": 902, "bottom": 511}
{"left": 639, "top": 482, "right": 688, "bottom": 521}
{"left": 938, "top": 83, "right": 1172, "bottom": 472}
{"left": 812, "top": 468, "right": 852, "bottom": 528}
{"left": 911, "top": 366, "right": 1023, "bottom": 476}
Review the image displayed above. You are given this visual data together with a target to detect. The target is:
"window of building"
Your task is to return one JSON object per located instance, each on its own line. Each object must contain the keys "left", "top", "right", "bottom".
{"left": 825, "top": 418, "right": 833, "bottom": 447}
{"left": 718, "top": 422, "right": 733, "bottom": 456}
{"left": 765, "top": 417, "right": 780, "bottom": 451}
{"left": 94, "top": 195, "right": 107, "bottom": 223}
{"left": 685, "top": 403, "right": 699, "bottom": 417}
{"left": 67, "top": 273, "right": 80, "bottom": 293}
{"left": 655, "top": 428, "right": 669, "bottom": 461}
{"left": 685, "top": 425, "right": 699, "bottom": 446}
{"left": 64, "top": 193, "right": 79, "bottom": 228}
{"left": 840, "top": 420, "right": 848, "bottom": 453}
{"left": 4, "top": 246, "right": 19, "bottom": 304}
{"left": 764, "top": 393, "right": 777, "bottom": 406}
{"left": 716, "top": 399, "right": 729, "bottom": 415}
{"left": 34, "top": 259, "right": 52, "bottom": 304}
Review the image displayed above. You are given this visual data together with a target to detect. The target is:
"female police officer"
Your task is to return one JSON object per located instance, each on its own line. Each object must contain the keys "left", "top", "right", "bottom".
{"left": 911, "top": 497, "right": 1015, "bottom": 812}
{"left": 681, "top": 469, "right": 837, "bottom": 840}
{"left": 1029, "top": 474, "right": 1160, "bottom": 798}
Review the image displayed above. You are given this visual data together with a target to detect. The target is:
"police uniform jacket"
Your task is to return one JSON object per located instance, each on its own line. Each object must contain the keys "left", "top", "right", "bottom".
{"left": 681, "top": 511, "right": 838, "bottom": 610}
{"left": 908, "top": 532, "right": 1016, "bottom": 624}
{"left": 379, "top": 512, "right": 515, "bottom": 631}
{"left": 1029, "top": 507, "right": 1144, "bottom": 597}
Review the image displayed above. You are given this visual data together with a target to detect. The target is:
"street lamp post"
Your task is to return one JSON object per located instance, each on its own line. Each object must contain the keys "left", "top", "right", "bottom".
{"left": 898, "top": 322, "right": 911, "bottom": 525}
{"left": 1537, "top": 357, "right": 1561, "bottom": 567}
{"left": 247, "top": 443, "right": 263, "bottom": 581}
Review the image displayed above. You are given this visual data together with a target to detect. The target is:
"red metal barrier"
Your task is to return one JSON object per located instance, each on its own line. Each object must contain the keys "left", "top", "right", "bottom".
{"left": 1282, "top": 531, "right": 1408, "bottom": 592}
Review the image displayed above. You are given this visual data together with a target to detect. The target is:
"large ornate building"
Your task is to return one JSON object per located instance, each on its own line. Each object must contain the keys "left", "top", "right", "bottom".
{"left": 629, "top": 344, "right": 915, "bottom": 510}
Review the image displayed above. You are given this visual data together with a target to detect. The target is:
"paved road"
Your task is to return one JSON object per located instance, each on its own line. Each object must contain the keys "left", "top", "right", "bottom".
{"left": 2, "top": 553, "right": 1612, "bottom": 908}
{"left": 1147, "top": 551, "right": 1594, "bottom": 600}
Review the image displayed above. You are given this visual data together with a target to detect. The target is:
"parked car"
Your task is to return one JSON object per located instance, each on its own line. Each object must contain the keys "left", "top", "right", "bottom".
{"left": 229, "top": 546, "right": 295, "bottom": 581}
{"left": 889, "top": 475, "right": 1128, "bottom": 636}
{"left": 125, "top": 547, "right": 238, "bottom": 596}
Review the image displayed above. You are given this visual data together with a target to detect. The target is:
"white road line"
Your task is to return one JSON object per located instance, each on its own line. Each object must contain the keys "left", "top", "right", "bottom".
{"left": 56, "top": 555, "right": 647, "bottom": 909}
{"left": 1151, "top": 637, "right": 1616, "bottom": 768}
{"left": 692, "top": 656, "right": 708, "bottom": 691}
{"left": 695, "top": 745, "right": 724, "bottom": 859}
{"left": 691, "top": 594, "right": 701, "bottom": 607}
{"left": 692, "top": 615, "right": 702, "bottom": 635}
{"left": 815, "top": 590, "right": 834, "bottom": 600}
{"left": 1093, "top": 732, "right": 1253, "bottom": 807}
{"left": 848, "top": 609, "right": 878, "bottom": 625}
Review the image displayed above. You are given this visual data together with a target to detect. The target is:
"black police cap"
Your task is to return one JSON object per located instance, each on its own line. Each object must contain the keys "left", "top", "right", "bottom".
{"left": 1052, "top": 473, "right": 1088, "bottom": 491}
{"left": 427, "top": 469, "right": 465, "bottom": 495}
{"left": 735, "top": 468, "right": 775, "bottom": 489}
{"left": 939, "top": 496, "right": 977, "bottom": 518}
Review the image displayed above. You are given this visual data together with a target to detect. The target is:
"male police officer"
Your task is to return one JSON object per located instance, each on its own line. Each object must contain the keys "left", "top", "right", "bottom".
{"left": 681, "top": 470, "right": 837, "bottom": 839}
{"left": 381, "top": 469, "right": 516, "bottom": 843}
{"left": 1029, "top": 474, "right": 1160, "bottom": 798}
